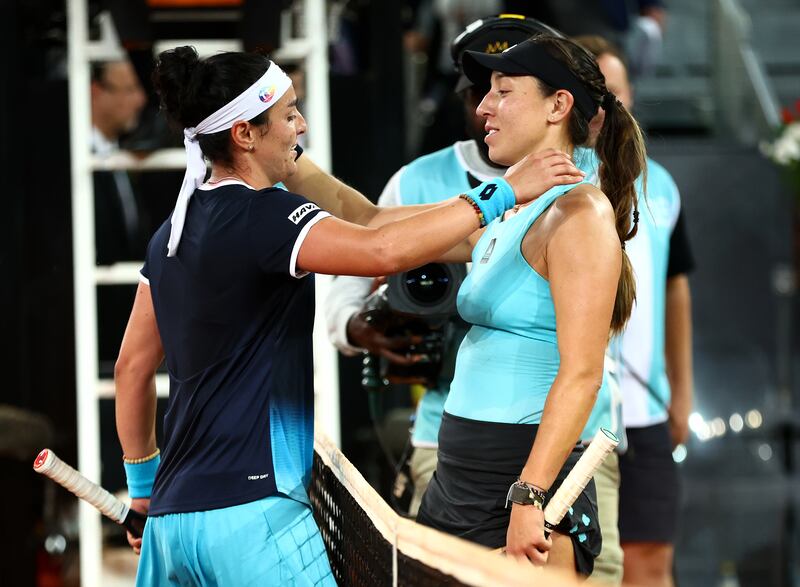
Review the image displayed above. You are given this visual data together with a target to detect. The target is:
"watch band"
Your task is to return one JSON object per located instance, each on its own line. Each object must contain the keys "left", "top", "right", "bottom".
{"left": 505, "top": 479, "right": 546, "bottom": 510}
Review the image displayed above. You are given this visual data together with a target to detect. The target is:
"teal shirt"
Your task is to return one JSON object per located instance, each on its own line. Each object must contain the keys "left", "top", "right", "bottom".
{"left": 609, "top": 158, "right": 681, "bottom": 428}
{"left": 396, "top": 144, "right": 479, "bottom": 446}
{"left": 445, "top": 180, "right": 612, "bottom": 424}
{"left": 396, "top": 145, "right": 611, "bottom": 442}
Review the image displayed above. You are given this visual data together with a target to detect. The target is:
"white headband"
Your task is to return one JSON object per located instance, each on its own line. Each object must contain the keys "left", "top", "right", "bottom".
{"left": 167, "top": 61, "right": 292, "bottom": 257}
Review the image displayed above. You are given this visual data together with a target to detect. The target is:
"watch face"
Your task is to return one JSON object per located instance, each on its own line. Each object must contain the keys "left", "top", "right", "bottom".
{"left": 510, "top": 483, "right": 544, "bottom": 508}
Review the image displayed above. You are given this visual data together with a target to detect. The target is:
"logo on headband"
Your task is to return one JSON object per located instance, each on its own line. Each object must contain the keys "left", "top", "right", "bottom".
{"left": 258, "top": 86, "right": 277, "bottom": 103}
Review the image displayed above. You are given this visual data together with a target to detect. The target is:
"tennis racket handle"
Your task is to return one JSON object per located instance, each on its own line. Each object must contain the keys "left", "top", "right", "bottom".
{"left": 543, "top": 428, "right": 619, "bottom": 529}
{"left": 33, "top": 448, "right": 148, "bottom": 538}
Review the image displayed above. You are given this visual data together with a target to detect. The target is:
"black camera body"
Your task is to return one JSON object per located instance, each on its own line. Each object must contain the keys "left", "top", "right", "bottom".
{"left": 359, "top": 263, "right": 469, "bottom": 389}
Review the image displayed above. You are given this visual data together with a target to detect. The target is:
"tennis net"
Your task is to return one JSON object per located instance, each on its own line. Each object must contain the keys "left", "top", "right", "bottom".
{"left": 310, "top": 432, "right": 582, "bottom": 587}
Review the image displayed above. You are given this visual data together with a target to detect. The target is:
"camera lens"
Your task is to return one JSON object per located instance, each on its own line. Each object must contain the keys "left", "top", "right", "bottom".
{"left": 403, "top": 264, "right": 450, "bottom": 305}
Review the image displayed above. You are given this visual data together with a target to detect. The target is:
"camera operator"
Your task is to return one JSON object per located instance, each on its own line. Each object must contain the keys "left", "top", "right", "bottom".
{"left": 327, "top": 14, "right": 563, "bottom": 516}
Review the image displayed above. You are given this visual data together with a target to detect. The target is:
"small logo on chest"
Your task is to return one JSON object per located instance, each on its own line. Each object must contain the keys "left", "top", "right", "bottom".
{"left": 480, "top": 238, "right": 496, "bottom": 264}
{"left": 247, "top": 473, "right": 270, "bottom": 481}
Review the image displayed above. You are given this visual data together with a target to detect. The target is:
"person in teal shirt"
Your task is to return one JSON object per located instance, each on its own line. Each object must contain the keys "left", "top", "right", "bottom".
{"left": 325, "top": 15, "right": 563, "bottom": 516}
{"left": 577, "top": 35, "right": 695, "bottom": 587}
{"left": 416, "top": 35, "right": 647, "bottom": 579}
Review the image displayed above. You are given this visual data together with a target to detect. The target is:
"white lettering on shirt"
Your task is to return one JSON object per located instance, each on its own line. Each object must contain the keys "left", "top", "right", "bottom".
{"left": 288, "top": 203, "right": 320, "bottom": 225}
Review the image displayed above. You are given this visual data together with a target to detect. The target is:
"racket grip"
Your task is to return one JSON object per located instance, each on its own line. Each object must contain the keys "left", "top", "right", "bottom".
{"left": 543, "top": 428, "right": 619, "bottom": 530}
{"left": 33, "top": 448, "right": 147, "bottom": 536}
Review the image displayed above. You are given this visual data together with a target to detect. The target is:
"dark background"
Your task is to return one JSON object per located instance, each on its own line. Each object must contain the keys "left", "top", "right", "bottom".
{"left": 2, "top": 0, "right": 799, "bottom": 586}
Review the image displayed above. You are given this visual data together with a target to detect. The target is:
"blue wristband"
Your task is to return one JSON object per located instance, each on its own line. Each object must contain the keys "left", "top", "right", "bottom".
{"left": 464, "top": 178, "right": 516, "bottom": 225}
{"left": 124, "top": 455, "right": 161, "bottom": 499}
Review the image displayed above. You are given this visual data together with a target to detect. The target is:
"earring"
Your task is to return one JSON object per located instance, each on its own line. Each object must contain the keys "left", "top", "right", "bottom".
{"left": 249, "top": 145, "right": 255, "bottom": 152}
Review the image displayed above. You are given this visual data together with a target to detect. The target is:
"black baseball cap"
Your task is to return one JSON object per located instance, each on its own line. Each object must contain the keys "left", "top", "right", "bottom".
{"left": 462, "top": 38, "right": 599, "bottom": 121}
{"left": 451, "top": 14, "right": 564, "bottom": 92}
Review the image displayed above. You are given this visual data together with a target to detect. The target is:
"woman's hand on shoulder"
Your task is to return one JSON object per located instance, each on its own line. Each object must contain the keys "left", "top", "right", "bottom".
{"left": 504, "top": 149, "right": 585, "bottom": 206}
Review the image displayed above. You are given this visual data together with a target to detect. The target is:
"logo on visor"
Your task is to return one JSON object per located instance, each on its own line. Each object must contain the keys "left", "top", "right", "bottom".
{"left": 258, "top": 86, "right": 276, "bottom": 103}
{"left": 485, "top": 41, "right": 509, "bottom": 54}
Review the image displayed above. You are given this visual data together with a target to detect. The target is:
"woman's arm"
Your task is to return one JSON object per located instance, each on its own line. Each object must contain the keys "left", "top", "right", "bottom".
{"left": 115, "top": 283, "right": 163, "bottom": 463}
{"left": 297, "top": 197, "right": 483, "bottom": 276}
{"left": 506, "top": 190, "right": 620, "bottom": 561}
{"left": 115, "top": 282, "right": 164, "bottom": 554}
{"left": 296, "top": 150, "right": 585, "bottom": 274}
{"left": 520, "top": 192, "right": 619, "bottom": 488}
{"left": 665, "top": 274, "right": 693, "bottom": 448}
{"left": 283, "top": 156, "right": 380, "bottom": 226}
{"left": 285, "top": 150, "right": 585, "bottom": 228}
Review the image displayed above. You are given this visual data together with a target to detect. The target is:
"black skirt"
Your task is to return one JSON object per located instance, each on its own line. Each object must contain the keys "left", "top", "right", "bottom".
{"left": 417, "top": 412, "right": 601, "bottom": 576}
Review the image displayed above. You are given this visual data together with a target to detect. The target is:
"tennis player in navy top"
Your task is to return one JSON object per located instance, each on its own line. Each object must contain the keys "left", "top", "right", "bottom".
{"left": 114, "top": 46, "right": 585, "bottom": 586}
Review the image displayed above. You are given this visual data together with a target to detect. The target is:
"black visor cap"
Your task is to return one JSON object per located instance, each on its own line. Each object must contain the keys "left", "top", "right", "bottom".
{"left": 462, "top": 39, "right": 599, "bottom": 121}
{"left": 462, "top": 48, "right": 530, "bottom": 87}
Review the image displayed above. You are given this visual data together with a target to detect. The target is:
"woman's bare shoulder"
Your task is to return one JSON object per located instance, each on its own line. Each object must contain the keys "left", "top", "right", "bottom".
{"left": 553, "top": 183, "right": 614, "bottom": 221}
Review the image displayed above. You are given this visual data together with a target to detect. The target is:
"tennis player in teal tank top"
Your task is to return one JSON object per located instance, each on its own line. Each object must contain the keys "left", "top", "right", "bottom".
{"left": 416, "top": 35, "right": 648, "bottom": 579}
{"left": 447, "top": 179, "right": 597, "bottom": 424}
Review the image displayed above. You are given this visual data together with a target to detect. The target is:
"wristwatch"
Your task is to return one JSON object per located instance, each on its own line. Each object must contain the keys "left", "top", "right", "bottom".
{"left": 505, "top": 479, "right": 546, "bottom": 510}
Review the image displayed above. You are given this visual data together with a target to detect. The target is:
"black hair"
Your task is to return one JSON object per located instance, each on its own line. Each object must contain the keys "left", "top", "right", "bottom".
{"left": 152, "top": 46, "right": 271, "bottom": 165}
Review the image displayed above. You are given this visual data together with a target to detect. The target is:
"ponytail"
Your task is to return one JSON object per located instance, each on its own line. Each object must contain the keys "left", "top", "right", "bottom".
{"left": 530, "top": 35, "right": 647, "bottom": 334}
{"left": 595, "top": 95, "right": 646, "bottom": 335}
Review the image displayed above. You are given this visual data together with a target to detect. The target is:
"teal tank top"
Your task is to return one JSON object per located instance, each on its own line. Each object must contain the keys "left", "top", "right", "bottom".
{"left": 445, "top": 179, "right": 610, "bottom": 424}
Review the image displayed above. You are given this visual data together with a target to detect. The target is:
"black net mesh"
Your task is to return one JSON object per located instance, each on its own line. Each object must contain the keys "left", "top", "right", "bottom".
{"left": 310, "top": 451, "right": 464, "bottom": 586}
{"left": 310, "top": 451, "right": 393, "bottom": 586}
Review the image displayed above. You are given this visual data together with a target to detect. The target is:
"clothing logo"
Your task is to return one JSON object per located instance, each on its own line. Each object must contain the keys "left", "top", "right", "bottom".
{"left": 480, "top": 238, "right": 496, "bottom": 264}
{"left": 247, "top": 473, "right": 270, "bottom": 481}
{"left": 485, "top": 41, "right": 509, "bottom": 54}
{"left": 258, "top": 86, "right": 276, "bottom": 103}
{"left": 288, "top": 202, "right": 320, "bottom": 224}
{"left": 478, "top": 183, "right": 498, "bottom": 200}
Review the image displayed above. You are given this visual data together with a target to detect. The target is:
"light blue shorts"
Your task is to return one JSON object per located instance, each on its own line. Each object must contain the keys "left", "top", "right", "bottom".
{"left": 136, "top": 495, "right": 336, "bottom": 586}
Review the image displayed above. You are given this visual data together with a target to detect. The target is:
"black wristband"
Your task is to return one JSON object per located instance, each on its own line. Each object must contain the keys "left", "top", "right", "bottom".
{"left": 506, "top": 479, "right": 546, "bottom": 509}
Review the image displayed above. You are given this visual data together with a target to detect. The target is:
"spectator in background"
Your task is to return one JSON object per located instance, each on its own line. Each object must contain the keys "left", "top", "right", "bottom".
{"left": 505, "top": 0, "right": 666, "bottom": 77}
{"left": 576, "top": 35, "right": 694, "bottom": 587}
{"left": 91, "top": 59, "right": 147, "bottom": 264}
{"left": 403, "top": 0, "right": 503, "bottom": 153}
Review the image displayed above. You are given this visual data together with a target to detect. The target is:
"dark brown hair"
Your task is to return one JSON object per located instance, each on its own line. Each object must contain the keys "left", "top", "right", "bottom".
{"left": 532, "top": 35, "right": 646, "bottom": 334}
{"left": 152, "top": 46, "right": 271, "bottom": 166}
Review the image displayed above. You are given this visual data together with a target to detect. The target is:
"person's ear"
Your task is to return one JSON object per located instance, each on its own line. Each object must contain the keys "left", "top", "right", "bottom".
{"left": 230, "top": 120, "right": 256, "bottom": 152}
{"left": 547, "top": 90, "right": 574, "bottom": 123}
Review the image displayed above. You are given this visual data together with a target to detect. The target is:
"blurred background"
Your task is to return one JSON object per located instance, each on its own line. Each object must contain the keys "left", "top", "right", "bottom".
{"left": 1, "top": 0, "right": 799, "bottom": 585}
